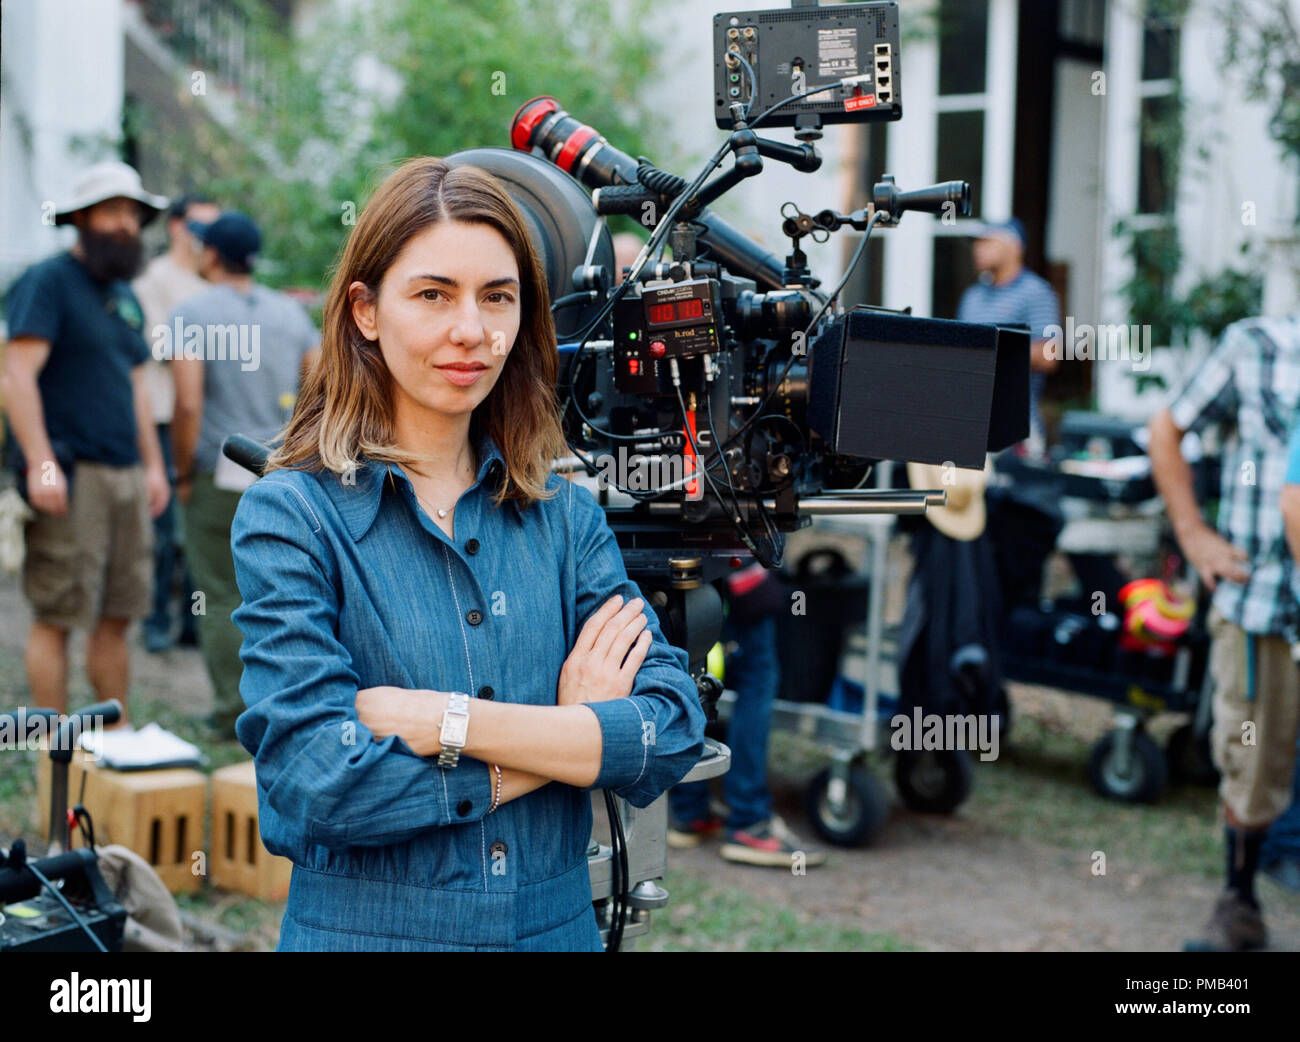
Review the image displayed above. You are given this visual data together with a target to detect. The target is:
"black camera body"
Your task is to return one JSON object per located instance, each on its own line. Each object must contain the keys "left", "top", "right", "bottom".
{"left": 448, "top": 2, "right": 1029, "bottom": 672}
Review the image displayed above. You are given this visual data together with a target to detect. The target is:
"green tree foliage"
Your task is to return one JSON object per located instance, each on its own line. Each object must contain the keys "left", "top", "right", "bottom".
{"left": 1220, "top": 0, "right": 1300, "bottom": 175}
{"left": 138, "top": 0, "right": 661, "bottom": 291}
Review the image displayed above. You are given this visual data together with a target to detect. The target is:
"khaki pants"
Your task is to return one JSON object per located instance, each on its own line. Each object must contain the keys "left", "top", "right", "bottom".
{"left": 1207, "top": 606, "right": 1300, "bottom": 827}
{"left": 179, "top": 471, "right": 246, "bottom": 728}
{"left": 23, "top": 462, "right": 152, "bottom": 629}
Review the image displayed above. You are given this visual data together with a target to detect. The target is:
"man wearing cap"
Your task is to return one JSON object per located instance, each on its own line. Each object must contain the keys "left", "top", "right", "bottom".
{"left": 956, "top": 218, "right": 1062, "bottom": 454}
{"left": 1, "top": 160, "right": 172, "bottom": 718}
{"left": 166, "top": 210, "right": 320, "bottom": 738}
{"left": 133, "top": 193, "right": 220, "bottom": 653}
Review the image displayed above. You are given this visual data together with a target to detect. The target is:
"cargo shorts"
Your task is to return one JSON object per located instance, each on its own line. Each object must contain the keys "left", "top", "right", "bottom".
{"left": 1207, "top": 606, "right": 1300, "bottom": 827}
{"left": 22, "top": 461, "right": 153, "bottom": 630}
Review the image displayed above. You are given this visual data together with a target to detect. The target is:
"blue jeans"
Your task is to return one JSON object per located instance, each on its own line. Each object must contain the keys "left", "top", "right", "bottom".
{"left": 669, "top": 612, "right": 779, "bottom": 832}
{"left": 144, "top": 423, "right": 197, "bottom": 640}
{"left": 1261, "top": 732, "right": 1300, "bottom": 865}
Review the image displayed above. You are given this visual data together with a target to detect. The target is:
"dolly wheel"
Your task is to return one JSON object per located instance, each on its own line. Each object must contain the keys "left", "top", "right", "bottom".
{"left": 995, "top": 686, "right": 1014, "bottom": 742}
{"left": 894, "top": 749, "right": 974, "bottom": 814}
{"left": 804, "top": 764, "right": 890, "bottom": 848}
{"left": 1087, "top": 729, "right": 1167, "bottom": 803}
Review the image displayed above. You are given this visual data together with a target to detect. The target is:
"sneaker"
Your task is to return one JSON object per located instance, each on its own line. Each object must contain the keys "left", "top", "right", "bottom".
{"left": 720, "top": 818, "right": 827, "bottom": 869}
{"left": 1183, "top": 889, "right": 1268, "bottom": 952}
{"left": 667, "top": 815, "right": 723, "bottom": 850}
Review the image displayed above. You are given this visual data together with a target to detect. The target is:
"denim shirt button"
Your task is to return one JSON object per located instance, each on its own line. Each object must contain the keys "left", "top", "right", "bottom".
{"left": 456, "top": 799, "right": 473, "bottom": 817}
{"left": 490, "top": 840, "right": 507, "bottom": 857}
{"left": 466, "top": 538, "right": 480, "bottom": 555}
{"left": 466, "top": 609, "right": 483, "bottom": 625}
{"left": 477, "top": 685, "right": 494, "bottom": 700}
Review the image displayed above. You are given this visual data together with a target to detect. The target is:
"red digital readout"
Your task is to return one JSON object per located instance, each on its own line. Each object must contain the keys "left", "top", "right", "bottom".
{"left": 647, "top": 298, "right": 705, "bottom": 325}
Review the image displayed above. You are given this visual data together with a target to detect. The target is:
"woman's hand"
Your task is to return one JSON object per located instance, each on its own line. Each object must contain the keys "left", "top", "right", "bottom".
{"left": 356, "top": 685, "right": 449, "bottom": 757}
{"left": 557, "top": 594, "right": 652, "bottom": 706}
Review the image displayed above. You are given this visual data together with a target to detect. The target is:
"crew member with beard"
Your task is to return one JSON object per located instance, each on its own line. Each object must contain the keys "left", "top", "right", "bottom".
{"left": 1, "top": 160, "right": 172, "bottom": 720}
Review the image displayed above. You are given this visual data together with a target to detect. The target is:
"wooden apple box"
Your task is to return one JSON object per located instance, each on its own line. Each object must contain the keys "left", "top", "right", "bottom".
{"left": 210, "top": 760, "right": 292, "bottom": 902}
{"left": 36, "top": 749, "right": 205, "bottom": 894}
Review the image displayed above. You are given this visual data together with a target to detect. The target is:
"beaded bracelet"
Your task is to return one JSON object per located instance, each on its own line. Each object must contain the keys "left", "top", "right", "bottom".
{"left": 489, "top": 763, "right": 502, "bottom": 813}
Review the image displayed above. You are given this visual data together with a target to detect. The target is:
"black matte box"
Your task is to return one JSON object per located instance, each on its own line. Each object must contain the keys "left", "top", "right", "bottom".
{"left": 808, "top": 307, "right": 1030, "bottom": 469}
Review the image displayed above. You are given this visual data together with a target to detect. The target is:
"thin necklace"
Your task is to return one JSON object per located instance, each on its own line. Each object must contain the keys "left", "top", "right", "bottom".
{"left": 409, "top": 465, "right": 473, "bottom": 520}
{"left": 413, "top": 488, "right": 453, "bottom": 520}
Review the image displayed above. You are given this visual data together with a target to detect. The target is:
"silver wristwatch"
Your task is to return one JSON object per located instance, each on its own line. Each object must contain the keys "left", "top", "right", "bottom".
{"left": 438, "top": 692, "right": 471, "bottom": 767}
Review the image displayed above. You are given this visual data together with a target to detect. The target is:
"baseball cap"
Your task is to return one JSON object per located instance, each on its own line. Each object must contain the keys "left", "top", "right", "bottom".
{"left": 970, "top": 217, "right": 1027, "bottom": 249}
{"left": 187, "top": 211, "right": 261, "bottom": 270}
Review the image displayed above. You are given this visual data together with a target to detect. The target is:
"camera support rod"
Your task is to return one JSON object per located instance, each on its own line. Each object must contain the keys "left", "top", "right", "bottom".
{"left": 642, "top": 489, "right": 945, "bottom": 517}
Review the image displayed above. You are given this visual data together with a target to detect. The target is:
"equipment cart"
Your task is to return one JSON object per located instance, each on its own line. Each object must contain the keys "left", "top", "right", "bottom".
{"left": 712, "top": 460, "right": 965, "bottom": 847}
{"left": 990, "top": 412, "right": 1219, "bottom": 803}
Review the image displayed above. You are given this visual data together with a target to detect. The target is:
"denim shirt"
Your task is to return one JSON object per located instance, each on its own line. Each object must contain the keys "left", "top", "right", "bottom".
{"left": 228, "top": 425, "right": 706, "bottom": 951}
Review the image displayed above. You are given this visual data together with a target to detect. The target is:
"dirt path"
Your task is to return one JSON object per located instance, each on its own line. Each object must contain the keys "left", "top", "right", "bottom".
{"left": 676, "top": 786, "right": 1300, "bottom": 951}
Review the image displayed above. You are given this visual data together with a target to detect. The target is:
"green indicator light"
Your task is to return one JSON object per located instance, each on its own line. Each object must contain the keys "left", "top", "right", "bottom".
{"left": 629, "top": 331, "right": 638, "bottom": 340}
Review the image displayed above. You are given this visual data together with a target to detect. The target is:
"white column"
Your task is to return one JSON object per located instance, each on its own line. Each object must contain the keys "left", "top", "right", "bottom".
{"left": 881, "top": 14, "right": 937, "bottom": 314}
{"left": 983, "top": 0, "right": 1020, "bottom": 221}
{"left": 1095, "top": 0, "right": 1143, "bottom": 415}
{"left": 0, "top": 0, "right": 126, "bottom": 287}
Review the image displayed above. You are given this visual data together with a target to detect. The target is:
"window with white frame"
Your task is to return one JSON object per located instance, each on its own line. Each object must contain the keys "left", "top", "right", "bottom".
{"left": 931, "top": 0, "right": 990, "bottom": 320}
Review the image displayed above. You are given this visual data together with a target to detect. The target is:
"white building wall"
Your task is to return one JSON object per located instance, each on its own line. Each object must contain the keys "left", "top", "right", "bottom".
{"left": 1097, "top": 0, "right": 1300, "bottom": 419}
{"left": 879, "top": 4, "right": 937, "bottom": 313}
{"left": 1046, "top": 58, "right": 1104, "bottom": 329}
{"left": 0, "top": 0, "right": 127, "bottom": 292}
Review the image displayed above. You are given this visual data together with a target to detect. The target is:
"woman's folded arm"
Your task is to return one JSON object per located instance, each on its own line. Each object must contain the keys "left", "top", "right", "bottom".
{"left": 564, "top": 479, "right": 707, "bottom": 806}
{"left": 231, "top": 478, "right": 496, "bottom": 849}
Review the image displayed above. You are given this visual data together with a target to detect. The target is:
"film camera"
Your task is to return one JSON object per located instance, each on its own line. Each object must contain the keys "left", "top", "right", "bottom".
{"left": 218, "top": 1, "right": 1031, "bottom": 950}
{"left": 442, "top": 0, "right": 1029, "bottom": 685}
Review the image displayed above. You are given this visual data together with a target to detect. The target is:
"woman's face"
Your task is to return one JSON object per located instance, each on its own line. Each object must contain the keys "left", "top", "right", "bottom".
{"left": 350, "top": 218, "right": 521, "bottom": 425}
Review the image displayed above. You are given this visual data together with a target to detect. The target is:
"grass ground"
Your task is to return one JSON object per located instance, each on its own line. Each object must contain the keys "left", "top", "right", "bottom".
{"left": 1, "top": 680, "right": 1234, "bottom": 951}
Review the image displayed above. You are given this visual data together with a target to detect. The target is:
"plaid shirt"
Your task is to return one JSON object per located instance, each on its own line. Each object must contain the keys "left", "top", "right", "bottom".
{"left": 1167, "top": 314, "right": 1300, "bottom": 635}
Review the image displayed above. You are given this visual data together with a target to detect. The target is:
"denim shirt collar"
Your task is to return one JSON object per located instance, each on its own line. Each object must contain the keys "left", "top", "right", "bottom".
{"left": 318, "top": 426, "right": 509, "bottom": 541}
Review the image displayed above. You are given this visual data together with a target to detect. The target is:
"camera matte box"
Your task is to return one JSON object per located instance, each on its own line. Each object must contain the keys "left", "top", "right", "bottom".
{"left": 808, "top": 307, "right": 1029, "bottom": 469}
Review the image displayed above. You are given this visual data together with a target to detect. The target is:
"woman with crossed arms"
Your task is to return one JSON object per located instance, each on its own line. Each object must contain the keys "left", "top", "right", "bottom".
{"left": 229, "top": 157, "right": 705, "bottom": 951}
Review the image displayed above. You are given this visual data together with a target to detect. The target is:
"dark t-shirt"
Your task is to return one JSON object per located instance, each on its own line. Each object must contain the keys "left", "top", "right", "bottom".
{"left": 4, "top": 251, "right": 150, "bottom": 466}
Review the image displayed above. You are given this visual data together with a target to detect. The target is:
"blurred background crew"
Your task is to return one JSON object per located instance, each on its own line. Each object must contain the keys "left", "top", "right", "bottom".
{"left": 1148, "top": 311, "right": 1300, "bottom": 951}
{"left": 0, "top": 160, "right": 171, "bottom": 719}
{"left": 667, "top": 566, "right": 826, "bottom": 868}
{"left": 169, "top": 210, "right": 321, "bottom": 739}
{"left": 957, "top": 218, "right": 1062, "bottom": 456}
{"left": 1264, "top": 419, "right": 1300, "bottom": 892}
{"left": 133, "top": 193, "right": 219, "bottom": 653}
{"left": 611, "top": 231, "right": 646, "bottom": 282}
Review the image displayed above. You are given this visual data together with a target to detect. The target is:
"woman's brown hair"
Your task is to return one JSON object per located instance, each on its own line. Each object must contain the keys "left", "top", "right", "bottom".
{"left": 265, "top": 156, "right": 569, "bottom": 509}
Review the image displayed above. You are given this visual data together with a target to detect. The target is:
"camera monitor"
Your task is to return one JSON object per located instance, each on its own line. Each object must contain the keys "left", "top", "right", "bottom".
{"left": 714, "top": 1, "right": 903, "bottom": 128}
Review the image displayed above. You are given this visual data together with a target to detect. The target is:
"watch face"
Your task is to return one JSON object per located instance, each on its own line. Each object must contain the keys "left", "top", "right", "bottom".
{"left": 442, "top": 717, "right": 469, "bottom": 746}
